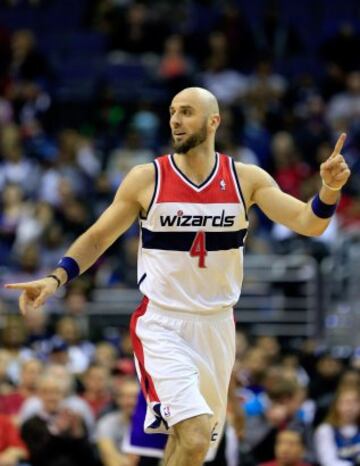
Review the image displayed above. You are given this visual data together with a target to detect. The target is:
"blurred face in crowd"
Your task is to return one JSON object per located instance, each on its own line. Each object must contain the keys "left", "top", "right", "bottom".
{"left": 169, "top": 88, "right": 220, "bottom": 154}
{"left": 21, "top": 359, "right": 43, "bottom": 390}
{"left": 275, "top": 430, "right": 304, "bottom": 466}
{"left": 244, "top": 348, "right": 267, "bottom": 380}
{"left": 256, "top": 336, "right": 280, "bottom": 361}
{"left": 336, "top": 389, "right": 360, "bottom": 425}
{"left": 84, "top": 366, "right": 109, "bottom": 395}
{"left": 2, "top": 184, "right": 23, "bottom": 207}
{"left": 317, "top": 355, "right": 343, "bottom": 378}
{"left": 38, "top": 376, "right": 67, "bottom": 414}
{"left": 2, "top": 316, "right": 26, "bottom": 349}
{"left": 23, "top": 307, "right": 47, "bottom": 334}
{"left": 114, "top": 379, "right": 138, "bottom": 419}
{"left": 56, "top": 317, "right": 80, "bottom": 345}
{"left": 11, "top": 29, "right": 35, "bottom": 57}
{"left": 94, "top": 343, "right": 117, "bottom": 371}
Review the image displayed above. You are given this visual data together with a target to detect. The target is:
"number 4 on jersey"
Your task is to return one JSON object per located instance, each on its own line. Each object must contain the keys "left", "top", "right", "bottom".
{"left": 190, "top": 231, "right": 207, "bottom": 268}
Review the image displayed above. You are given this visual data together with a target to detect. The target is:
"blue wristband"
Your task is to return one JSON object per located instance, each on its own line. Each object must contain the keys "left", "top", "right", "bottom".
{"left": 57, "top": 257, "right": 80, "bottom": 283}
{"left": 311, "top": 193, "right": 337, "bottom": 218}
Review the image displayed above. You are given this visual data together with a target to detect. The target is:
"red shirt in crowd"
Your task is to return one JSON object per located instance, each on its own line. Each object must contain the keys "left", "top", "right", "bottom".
{"left": 0, "top": 392, "right": 26, "bottom": 416}
{"left": 0, "top": 414, "right": 27, "bottom": 452}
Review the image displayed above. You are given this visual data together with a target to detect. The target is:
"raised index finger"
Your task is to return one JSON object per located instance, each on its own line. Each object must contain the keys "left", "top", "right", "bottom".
{"left": 331, "top": 132, "right": 347, "bottom": 158}
{"left": 4, "top": 283, "right": 35, "bottom": 290}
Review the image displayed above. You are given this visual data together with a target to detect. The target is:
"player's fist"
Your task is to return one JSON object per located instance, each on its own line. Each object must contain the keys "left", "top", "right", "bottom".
{"left": 320, "top": 133, "right": 351, "bottom": 191}
{"left": 4, "top": 277, "right": 58, "bottom": 315}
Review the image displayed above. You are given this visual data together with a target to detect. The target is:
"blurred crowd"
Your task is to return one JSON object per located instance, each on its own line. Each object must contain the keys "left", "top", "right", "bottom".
{"left": 1, "top": 1, "right": 360, "bottom": 465}
{"left": 0, "top": 313, "right": 360, "bottom": 465}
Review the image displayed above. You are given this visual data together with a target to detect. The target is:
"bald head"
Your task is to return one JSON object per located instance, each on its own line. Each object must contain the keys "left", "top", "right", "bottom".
{"left": 172, "top": 87, "right": 219, "bottom": 117}
{"left": 170, "top": 87, "right": 220, "bottom": 154}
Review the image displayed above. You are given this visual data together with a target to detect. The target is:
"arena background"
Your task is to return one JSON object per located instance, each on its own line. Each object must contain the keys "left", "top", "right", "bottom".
{"left": 0, "top": 1, "right": 360, "bottom": 465}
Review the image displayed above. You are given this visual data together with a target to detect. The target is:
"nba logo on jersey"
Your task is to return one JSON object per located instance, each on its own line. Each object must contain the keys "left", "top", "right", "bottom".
{"left": 220, "top": 179, "right": 226, "bottom": 190}
{"left": 163, "top": 405, "right": 171, "bottom": 417}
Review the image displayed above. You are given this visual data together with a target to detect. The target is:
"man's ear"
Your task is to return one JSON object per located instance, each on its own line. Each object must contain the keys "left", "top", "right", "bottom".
{"left": 210, "top": 114, "right": 221, "bottom": 130}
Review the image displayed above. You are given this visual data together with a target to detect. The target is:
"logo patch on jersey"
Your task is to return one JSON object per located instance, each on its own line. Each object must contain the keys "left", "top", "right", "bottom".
{"left": 163, "top": 405, "right": 171, "bottom": 417}
{"left": 220, "top": 179, "right": 226, "bottom": 190}
{"left": 159, "top": 209, "right": 235, "bottom": 227}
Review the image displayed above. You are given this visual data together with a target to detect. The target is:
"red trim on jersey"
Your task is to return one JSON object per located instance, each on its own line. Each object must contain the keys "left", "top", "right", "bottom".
{"left": 156, "top": 153, "right": 241, "bottom": 204}
{"left": 130, "top": 297, "right": 160, "bottom": 403}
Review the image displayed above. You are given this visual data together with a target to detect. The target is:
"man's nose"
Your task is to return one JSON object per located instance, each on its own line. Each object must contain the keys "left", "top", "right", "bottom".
{"left": 170, "top": 114, "right": 180, "bottom": 127}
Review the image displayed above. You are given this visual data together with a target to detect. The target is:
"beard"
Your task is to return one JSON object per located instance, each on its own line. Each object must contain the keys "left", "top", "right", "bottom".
{"left": 172, "top": 123, "right": 208, "bottom": 154}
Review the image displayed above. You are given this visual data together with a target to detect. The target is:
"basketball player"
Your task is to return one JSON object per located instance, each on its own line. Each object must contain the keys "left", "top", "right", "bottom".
{"left": 5, "top": 87, "right": 351, "bottom": 466}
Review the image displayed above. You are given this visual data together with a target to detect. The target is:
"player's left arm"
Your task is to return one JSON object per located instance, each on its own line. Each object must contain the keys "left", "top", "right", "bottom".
{"left": 238, "top": 133, "right": 351, "bottom": 237}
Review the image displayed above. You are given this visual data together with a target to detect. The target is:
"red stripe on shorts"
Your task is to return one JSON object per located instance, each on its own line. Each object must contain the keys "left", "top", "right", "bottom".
{"left": 130, "top": 296, "right": 160, "bottom": 403}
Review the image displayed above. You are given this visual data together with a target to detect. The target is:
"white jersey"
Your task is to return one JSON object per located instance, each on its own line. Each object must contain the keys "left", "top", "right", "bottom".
{"left": 138, "top": 152, "right": 249, "bottom": 313}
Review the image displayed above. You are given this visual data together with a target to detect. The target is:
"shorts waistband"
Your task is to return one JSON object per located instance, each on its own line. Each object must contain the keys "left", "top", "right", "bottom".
{"left": 146, "top": 300, "right": 234, "bottom": 322}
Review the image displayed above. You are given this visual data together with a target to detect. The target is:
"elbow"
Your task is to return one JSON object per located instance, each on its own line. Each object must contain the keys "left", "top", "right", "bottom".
{"left": 309, "top": 229, "right": 325, "bottom": 238}
{"left": 302, "top": 225, "right": 327, "bottom": 237}
{"left": 301, "top": 228, "right": 326, "bottom": 238}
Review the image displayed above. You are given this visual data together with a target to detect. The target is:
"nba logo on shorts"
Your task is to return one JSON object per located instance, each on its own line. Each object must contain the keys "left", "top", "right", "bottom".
{"left": 163, "top": 405, "right": 171, "bottom": 417}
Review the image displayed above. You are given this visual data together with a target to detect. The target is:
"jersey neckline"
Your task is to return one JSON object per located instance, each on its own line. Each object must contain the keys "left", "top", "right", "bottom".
{"left": 168, "top": 152, "right": 219, "bottom": 192}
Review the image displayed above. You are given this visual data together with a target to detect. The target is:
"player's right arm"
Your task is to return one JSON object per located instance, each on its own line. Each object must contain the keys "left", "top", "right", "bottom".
{"left": 5, "top": 164, "right": 155, "bottom": 314}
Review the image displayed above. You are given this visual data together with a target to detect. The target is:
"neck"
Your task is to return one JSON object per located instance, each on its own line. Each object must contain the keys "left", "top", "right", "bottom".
{"left": 174, "top": 143, "right": 216, "bottom": 184}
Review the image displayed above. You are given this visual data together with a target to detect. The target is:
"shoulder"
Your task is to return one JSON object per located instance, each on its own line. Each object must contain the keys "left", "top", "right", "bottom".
{"left": 115, "top": 162, "right": 155, "bottom": 198}
{"left": 233, "top": 162, "right": 277, "bottom": 206}
{"left": 315, "top": 423, "right": 335, "bottom": 438}
{"left": 127, "top": 162, "right": 155, "bottom": 184}
{"left": 234, "top": 161, "right": 272, "bottom": 182}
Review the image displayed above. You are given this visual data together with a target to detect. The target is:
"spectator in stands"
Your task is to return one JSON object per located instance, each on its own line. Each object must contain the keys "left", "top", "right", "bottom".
{"left": 93, "top": 342, "right": 118, "bottom": 374}
{"left": 159, "top": 34, "right": 194, "bottom": 95}
{"left": 95, "top": 377, "right": 139, "bottom": 466}
{"left": 0, "top": 358, "right": 43, "bottom": 419}
{"left": 260, "top": 429, "right": 312, "bottom": 466}
{"left": 315, "top": 384, "right": 360, "bottom": 466}
{"left": 13, "top": 201, "right": 55, "bottom": 255}
{"left": 40, "top": 222, "right": 67, "bottom": 269}
{"left": 243, "top": 375, "right": 312, "bottom": 464}
{"left": 19, "top": 364, "right": 94, "bottom": 434}
{"left": 0, "top": 183, "right": 24, "bottom": 265}
{"left": 256, "top": 336, "right": 281, "bottom": 366}
{"left": 0, "top": 123, "right": 40, "bottom": 197}
{"left": 310, "top": 352, "right": 344, "bottom": 425}
{"left": 0, "top": 414, "right": 27, "bottom": 466}
{"left": 21, "top": 372, "right": 99, "bottom": 466}
{"left": 271, "top": 132, "right": 311, "bottom": 199}
{"left": 240, "top": 347, "right": 268, "bottom": 398}
{"left": 246, "top": 59, "right": 288, "bottom": 114}
{"left": 23, "top": 306, "right": 53, "bottom": 357}
{"left": 326, "top": 71, "right": 360, "bottom": 130}
{"left": 106, "top": 128, "right": 154, "bottom": 190}
{"left": 202, "top": 52, "right": 248, "bottom": 106}
{"left": 8, "top": 29, "right": 51, "bottom": 85}
{"left": 55, "top": 316, "right": 94, "bottom": 374}
{"left": 0, "top": 315, "right": 30, "bottom": 385}
{"left": 81, "top": 364, "right": 112, "bottom": 418}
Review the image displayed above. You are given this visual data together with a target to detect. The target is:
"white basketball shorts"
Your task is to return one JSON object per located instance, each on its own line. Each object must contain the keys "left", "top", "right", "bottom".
{"left": 129, "top": 296, "right": 236, "bottom": 448}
